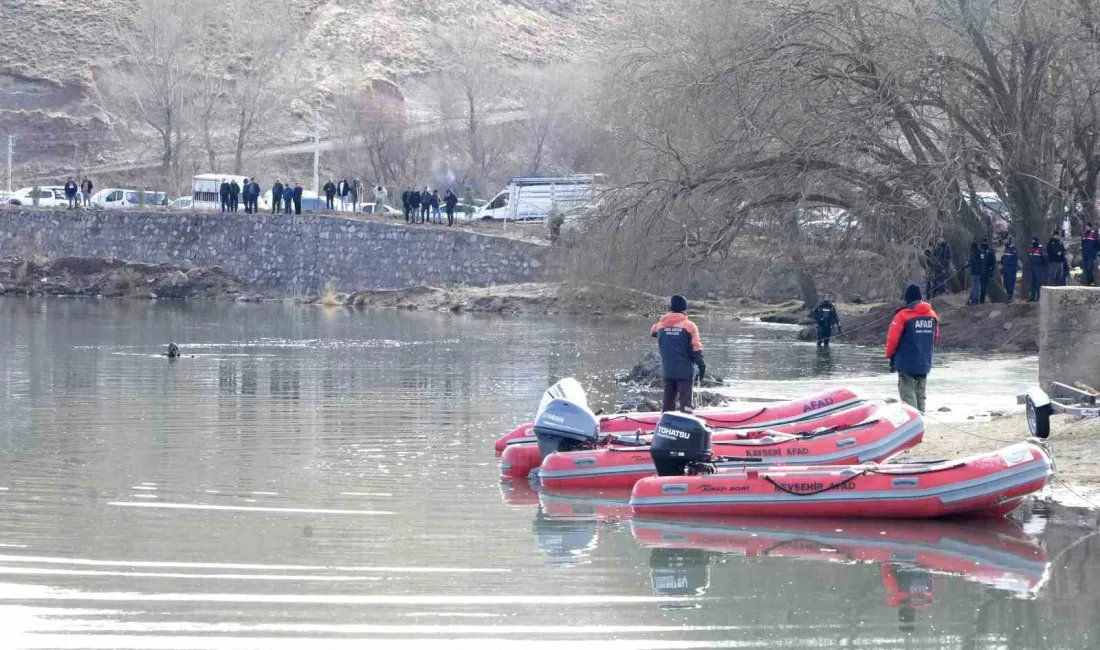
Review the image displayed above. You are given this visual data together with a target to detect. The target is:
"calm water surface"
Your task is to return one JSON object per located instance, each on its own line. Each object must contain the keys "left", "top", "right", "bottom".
{"left": 0, "top": 298, "right": 1095, "bottom": 649}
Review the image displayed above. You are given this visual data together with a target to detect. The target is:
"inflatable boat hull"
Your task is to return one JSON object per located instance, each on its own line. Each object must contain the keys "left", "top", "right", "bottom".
{"left": 538, "top": 403, "right": 922, "bottom": 489}
{"left": 500, "top": 388, "right": 866, "bottom": 479}
{"left": 630, "top": 443, "right": 1052, "bottom": 519}
{"left": 494, "top": 387, "right": 863, "bottom": 454}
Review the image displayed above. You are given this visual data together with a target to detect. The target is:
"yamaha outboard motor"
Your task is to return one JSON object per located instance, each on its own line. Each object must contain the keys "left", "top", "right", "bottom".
{"left": 533, "top": 398, "right": 600, "bottom": 459}
{"left": 651, "top": 412, "right": 712, "bottom": 476}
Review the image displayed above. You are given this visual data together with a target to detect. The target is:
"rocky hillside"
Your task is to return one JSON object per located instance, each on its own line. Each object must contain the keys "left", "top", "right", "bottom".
{"left": 0, "top": 0, "right": 623, "bottom": 171}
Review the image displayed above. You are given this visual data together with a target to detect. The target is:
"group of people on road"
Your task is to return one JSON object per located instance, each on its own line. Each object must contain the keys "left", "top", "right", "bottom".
{"left": 219, "top": 178, "right": 264, "bottom": 214}
{"left": 321, "top": 179, "right": 376, "bottom": 212}
{"left": 61, "top": 177, "right": 94, "bottom": 209}
{"left": 269, "top": 180, "right": 304, "bottom": 215}
{"left": 651, "top": 287, "right": 937, "bottom": 416}
{"left": 401, "top": 187, "right": 460, "bottom": 226}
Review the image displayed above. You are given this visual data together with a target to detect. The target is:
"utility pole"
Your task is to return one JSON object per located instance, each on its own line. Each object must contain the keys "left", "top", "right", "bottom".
{"left": 6, "top": 135, "right": 12, "bottom": 195}
{"left": 312, "top": 127, "right": 320, "bottom": 195}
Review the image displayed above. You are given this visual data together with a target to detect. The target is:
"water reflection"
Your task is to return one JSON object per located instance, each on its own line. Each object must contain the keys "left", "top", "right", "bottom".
{"left": 0, "top": 298, "right": 1095, "bottom": 649}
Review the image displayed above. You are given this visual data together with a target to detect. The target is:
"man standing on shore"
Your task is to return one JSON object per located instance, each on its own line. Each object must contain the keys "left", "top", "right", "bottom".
{"left": 1027, "top": 236, "right": 1046, "bottom": 302}
{"left": 229, "top": 179, "right": 241, "bottom": 213}
{"left": 1001, "top": 239, "right": 1018, "bottom": 301}
{"left": 272, "top": 179, "right": 284, "bottom": 214}
{"left": 80, "top": 178, "right": 93, "bottom": 209}
{"left": 1047, "top": 231, "right": 1067, "bottom": 286}
{"left": 1082, "top": 224, "right": 1098, "bottom": 286}
{"left": 323, "top": 180, "right": 337, "bottom": 210}
{"left": 444, "top": 189, "right": 458, "bottom": 226}
{"left": 886, "top": 284, "right": 938, "bottom": 414}
{"left": 220, "top": 179, "right": 231, "bottom": 213}
{"left": 292, "top": 183, "right": 303, "bottom": 215}
{"left": 63, "top": 178, "right": 78, "bottom": 209}
{"left": 651, "top": 295, "right": 706, "bottom": 413}
{"left": 402, "top": 187, "right": 412, "bottom": 223}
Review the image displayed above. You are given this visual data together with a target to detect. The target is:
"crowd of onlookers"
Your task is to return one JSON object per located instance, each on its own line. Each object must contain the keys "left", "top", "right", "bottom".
{"left": 398, "top": 187, "right": 461, "bottom": 226}
{"left": 922, "top": 226, "right": 1100, "bottom": 305}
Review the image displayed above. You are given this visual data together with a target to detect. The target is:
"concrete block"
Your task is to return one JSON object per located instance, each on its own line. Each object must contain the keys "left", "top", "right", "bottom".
{"left": 1039, "top": 286, "right": 1100, "bottom": 390}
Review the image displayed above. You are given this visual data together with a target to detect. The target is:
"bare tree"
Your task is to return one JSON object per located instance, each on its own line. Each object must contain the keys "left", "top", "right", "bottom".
{"left": 104, "top": 0, "right": 197, "bottom": 187}
{"left": 329, "top": 82, "right": 426, "bottom": 188}
{"left": 436, "top": 29, "right": 508, "bottom": 188}
{"left": 224, "top": 0, "right": 300, "bottom": 173}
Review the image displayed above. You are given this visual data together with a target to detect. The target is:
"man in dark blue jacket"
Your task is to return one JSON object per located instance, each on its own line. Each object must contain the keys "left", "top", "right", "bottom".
{"left": 1000, "top": 240, "right": 1018, "bottom": 301}
{"left": 885, "top": 284, "right": 939, "bottom": 413}
{"left": 650, "top": 295, "right": 706, "bottom": 413}
{"left": 1027, "top": 237, "right": 1046, "bottom": 302}
{"left": 1047, "top": 231, "right": 1067, "bottom": 286}
{"left": 811, "top": 293, "right": 842, "bottom": 348}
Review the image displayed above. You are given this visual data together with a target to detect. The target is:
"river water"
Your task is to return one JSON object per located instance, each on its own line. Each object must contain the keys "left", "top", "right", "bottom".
{"left": 0, "top": 298, "right": 1096, "bottom": 649}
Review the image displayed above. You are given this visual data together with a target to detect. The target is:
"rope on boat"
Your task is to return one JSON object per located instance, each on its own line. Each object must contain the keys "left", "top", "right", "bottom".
{"left": 701, "top": 407, "right": 769, "bottom": 426}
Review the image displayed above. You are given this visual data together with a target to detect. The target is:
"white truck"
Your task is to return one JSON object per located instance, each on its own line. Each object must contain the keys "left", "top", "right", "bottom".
{"left": 474, "top": 175, "right": 601, "bottom": 222}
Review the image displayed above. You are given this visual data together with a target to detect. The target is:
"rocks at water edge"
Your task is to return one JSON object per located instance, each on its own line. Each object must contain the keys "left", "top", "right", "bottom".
{"left": 618, "top": 351, "right": 726, "bottom": 388}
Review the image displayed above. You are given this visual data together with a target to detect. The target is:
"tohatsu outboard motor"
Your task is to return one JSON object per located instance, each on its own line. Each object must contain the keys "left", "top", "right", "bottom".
{"left": 533, "top": 398, "right": 600, "bottom": 459}
{"left": 651, "top": 412, "right": 713, "bottom": 476}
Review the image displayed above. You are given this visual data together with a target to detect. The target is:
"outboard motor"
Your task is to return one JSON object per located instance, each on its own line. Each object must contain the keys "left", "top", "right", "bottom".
{"left": 651, "top": 412, "right": 712, "bottom": 476}
{"left": 533, "top": 398, "right": 600, "bottom": 459}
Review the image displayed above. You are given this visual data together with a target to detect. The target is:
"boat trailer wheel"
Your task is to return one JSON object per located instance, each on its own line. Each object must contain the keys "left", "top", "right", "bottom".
{"left": 1026, "top": 397, "right": 1051, "bottom": 439}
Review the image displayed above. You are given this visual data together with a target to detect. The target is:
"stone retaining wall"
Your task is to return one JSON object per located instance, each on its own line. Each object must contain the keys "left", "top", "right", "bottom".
{"left": 0, "top": 209, "right": 553, "bottom": 294}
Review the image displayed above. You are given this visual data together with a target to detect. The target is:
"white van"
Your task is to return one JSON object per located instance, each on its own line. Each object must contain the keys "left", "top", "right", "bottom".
{"left": 474, "top": 175, "right": 601, "bottom": 222}
{"left": 8, "top": 186, "right": 69, "bottom": 207}
{"left": 90, "top": 188, "right": 168, "bottom": 209}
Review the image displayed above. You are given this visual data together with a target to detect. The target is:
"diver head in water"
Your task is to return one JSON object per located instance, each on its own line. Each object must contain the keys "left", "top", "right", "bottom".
{"left": 166, "top": 342, "right": 180, "bottom": 358}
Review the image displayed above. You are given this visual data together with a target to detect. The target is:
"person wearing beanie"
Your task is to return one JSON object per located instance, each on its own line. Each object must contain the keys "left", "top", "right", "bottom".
{"left": 811, "top": 292, "right": 842, "bottom": 348}
{"left": 1000, "top": 239, "right": 1018, "bottom": 302}
{"left": 1027, "top": 236, "right": 1046, "bottom": 302}
{"left": 650, "top": 294, "right": 706, "bottom": 413}
{"left": 1047, "top": 230, "right": 1067, "bottom": 286}
{"left": 885, "top": 283, "right": 939, "bottom": 413}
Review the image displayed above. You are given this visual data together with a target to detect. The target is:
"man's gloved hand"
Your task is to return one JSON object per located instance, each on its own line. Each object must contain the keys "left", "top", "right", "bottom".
{"left": 697, "top": 364, "right": 707, "bottom": 383}
{"left": 889, "top": 357, "right": 896, "bottom": 373}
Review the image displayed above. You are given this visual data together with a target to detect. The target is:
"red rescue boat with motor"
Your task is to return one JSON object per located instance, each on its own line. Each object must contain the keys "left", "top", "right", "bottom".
{"left": 538, "top": 402, "right": 923, "bottom": 489}
{"left": 630, "top": 441, "right": 1053, "bottom": 519}
{"left": 494, "top": 378, "right": 862, "bottom": 454}
{"left": 500, "top": 384, "right": 866, "bottom": 480}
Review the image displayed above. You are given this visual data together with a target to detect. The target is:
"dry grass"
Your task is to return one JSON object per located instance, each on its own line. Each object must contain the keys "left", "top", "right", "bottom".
{"left": 320, "top": 280, "right": 341, "bottom": 306}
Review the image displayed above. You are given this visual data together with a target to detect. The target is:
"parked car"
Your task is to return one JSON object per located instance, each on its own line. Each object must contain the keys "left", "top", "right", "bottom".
{"left": 170, "top": 197, "right": 193, "bottom": 210}
{"left": 361, "top": 203, "right": 401, "bottom": 216}
{"left": 90, "top": 188, "right": 168, "bottom": 209}
{"left": 8, "top": 186, "right": 68, "bottom": 207}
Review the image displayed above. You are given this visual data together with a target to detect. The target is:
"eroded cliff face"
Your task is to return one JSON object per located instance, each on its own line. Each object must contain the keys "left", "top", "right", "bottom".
{"left": 0, "top": 0, "right": 622, "bottom": 173}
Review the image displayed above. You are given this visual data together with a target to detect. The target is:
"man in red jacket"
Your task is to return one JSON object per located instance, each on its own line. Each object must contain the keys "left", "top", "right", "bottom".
{"left": 885, "top": 284, "right": 939, "bottom": 413}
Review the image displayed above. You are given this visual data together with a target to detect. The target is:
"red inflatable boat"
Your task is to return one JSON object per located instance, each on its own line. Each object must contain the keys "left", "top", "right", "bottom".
{"left": 495, "top": 380, "right": 863, "bottom": 454}
{"left": 631, "top": 516, "right": 1048, "bottom": 597}
{"left": 538, "top": 402, "right": 923, "bottom": 489}
{"left": 630, "top": 442, "right": 1053, "bottom": 519}
{"left": 500, "top": 387, "right": 866, "bottom": 480}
